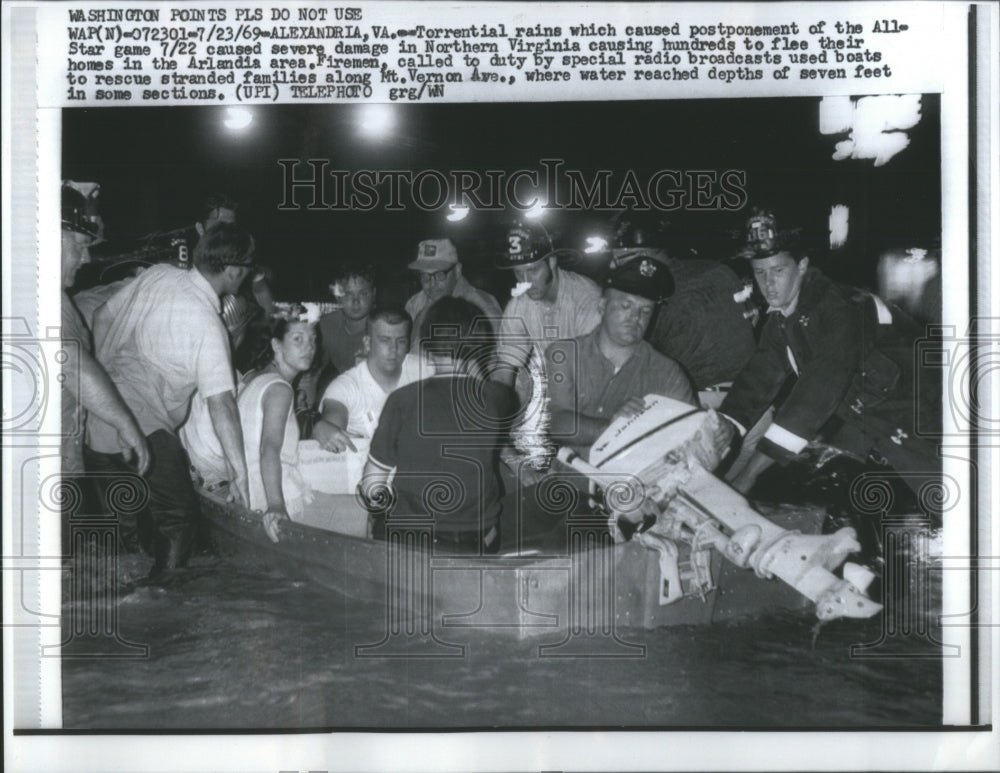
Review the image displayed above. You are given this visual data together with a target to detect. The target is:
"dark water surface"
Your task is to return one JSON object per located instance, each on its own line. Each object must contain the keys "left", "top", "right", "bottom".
{"left": 61, "top": 504, "right": 942, "bottom": 730}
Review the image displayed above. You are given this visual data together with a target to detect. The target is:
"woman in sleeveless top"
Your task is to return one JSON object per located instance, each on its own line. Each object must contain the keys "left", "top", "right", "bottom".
{"left": 241, "top": 315, "right": 318, "bottom": 541}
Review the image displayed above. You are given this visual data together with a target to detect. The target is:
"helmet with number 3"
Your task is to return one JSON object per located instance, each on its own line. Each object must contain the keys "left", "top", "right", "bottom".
{"left": 495, "top": 219, "right": 554, "bottom": 269}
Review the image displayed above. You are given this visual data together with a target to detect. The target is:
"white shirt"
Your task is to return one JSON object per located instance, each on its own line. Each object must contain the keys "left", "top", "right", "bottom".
{"left": 89, "top": 264, "right": 233, "bottom": 452}
{"left": 497, "top": 268, "right": 602, "bottom": 370}
{"left": 319, "top": 353, "right": 428, "bottom": 438}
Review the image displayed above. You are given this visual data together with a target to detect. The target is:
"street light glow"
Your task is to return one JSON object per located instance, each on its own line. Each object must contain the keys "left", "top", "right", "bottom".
{"left": 446, "top": 204, "right": 469, "bottom": 222}
{"left": 523, "top": 200, "right": 546, "bottom": 219}
{"left": 359, "top": 104, "right": 394, "bottom": 138}
{"left": 829, "top": 204, "right": 849, "bottom": 249}
{"left": 223, "top": 107, "right": 253, "bottom": 131}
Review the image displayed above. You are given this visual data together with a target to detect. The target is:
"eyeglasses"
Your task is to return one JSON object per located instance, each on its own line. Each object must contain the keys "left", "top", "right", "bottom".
{"left": 419, "top": 266, "right": 455, "bottom": 284}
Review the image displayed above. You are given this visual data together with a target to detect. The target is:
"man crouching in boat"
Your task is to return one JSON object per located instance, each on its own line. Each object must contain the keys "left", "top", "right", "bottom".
{"left": 517, "top": 258, "right": 736, "bottom": 544}
{"left": 358, "top": 297, "right": 516, "bottom": 555}
{"left": 544, "top": 257, "right": 699, "bottom": 455}
{"left": 313, "top": 306, "right": 425, "bottom": 456}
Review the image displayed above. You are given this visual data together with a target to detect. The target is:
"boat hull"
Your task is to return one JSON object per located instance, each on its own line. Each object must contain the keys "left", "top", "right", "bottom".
{"left": 199, "top": 489, "right": 811, "bottom": 637}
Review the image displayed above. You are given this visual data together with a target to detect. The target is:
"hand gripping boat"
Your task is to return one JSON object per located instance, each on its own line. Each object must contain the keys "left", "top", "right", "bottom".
{"left": 557, "top": 395, "right": 882, "bottom": 622}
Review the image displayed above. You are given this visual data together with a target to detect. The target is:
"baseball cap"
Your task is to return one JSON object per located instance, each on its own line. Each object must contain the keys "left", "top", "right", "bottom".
{"left": 409, "top": 239, "right": 458, "bottom": 272}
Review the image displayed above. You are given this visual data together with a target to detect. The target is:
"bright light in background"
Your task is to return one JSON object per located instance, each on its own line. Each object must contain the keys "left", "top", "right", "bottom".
{"left": 584, "top": 236, "right": 607, "bottom": 254}
{"left": 829, "top": 204, "right": 849, "bottom": 249}
{"left": 358, "top": 104, "right": 394, "bottom": 138}
{"left": 819, "top": 95, "right": 853, "bottom": 135}
{"left": 819, "top": 95, "right": 922, "bottom": 166}
{"left": 523, "top": 200, "right": 546, "bottom": 219}
{"left": 446, "top": 204, "right": 469, "bottom": 222}
{"left": 223, "top": 107, "right": 253, "bottom": 131}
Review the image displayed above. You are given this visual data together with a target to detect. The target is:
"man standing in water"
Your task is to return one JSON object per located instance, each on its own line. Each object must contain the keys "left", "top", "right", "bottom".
{"left": 720, "top": 212, "right": 940, "bottom": 503}
{"left": 88, "top": 223, "right": 255, "bottom": 576}
{"left": 60, "top": 181, "right": 150, "bottom": 487}
{"left": 493, "top": 220, "right": 603, "bottom": 398}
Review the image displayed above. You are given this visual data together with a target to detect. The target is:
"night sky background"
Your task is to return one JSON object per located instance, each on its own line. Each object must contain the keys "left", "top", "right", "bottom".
{"left": 63, "top": 96, "right": 941, "bottom": 306}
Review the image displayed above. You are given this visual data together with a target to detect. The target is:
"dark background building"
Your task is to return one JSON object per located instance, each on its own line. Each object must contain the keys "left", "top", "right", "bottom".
{"left": 63, "top": 96, "right": 941, "bottom": 306}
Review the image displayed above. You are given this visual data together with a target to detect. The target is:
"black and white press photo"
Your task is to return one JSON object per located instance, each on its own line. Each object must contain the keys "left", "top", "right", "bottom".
{"left": 54, "top": 96, "right": 947, "bottom": 729}
{"left": 4, "top": 2, "right": 997, "bottom": 771}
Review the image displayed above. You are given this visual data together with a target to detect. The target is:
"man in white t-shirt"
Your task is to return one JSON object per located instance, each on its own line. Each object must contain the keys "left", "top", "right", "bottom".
{"left": 313, "top": 307, "right": 427, "bottom": 453}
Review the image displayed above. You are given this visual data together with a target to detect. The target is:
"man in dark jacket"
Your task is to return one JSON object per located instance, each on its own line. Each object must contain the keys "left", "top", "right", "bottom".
{"left": 611, "top": 210, "right": 757, "bottom": 392}
{"left": 720, "top": 215, "right": 940, "bottom": 502}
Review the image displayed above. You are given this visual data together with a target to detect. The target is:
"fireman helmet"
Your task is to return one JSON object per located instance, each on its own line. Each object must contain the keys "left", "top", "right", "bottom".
{"left": 495, "top": 220, "right": 554, "bottom": 269}
{"left": 610, "top": 209, "right": 671, "bottom": 267}
{"left": 738, "top": 207, "right": 806, "bottom": 259}
{"left": 61, "top": 180, "right": 103, "bottom": 242}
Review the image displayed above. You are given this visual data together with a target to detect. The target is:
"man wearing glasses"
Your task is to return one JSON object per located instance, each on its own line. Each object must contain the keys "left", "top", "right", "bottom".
{"left": 404, "top": 238, "right": 503, "bottom": 350}
{"left": 88, "top": 222, "right": 253, "bottom": 577}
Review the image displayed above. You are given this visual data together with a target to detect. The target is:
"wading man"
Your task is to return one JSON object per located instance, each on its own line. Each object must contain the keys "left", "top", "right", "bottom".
{"left": 720, "top": 214, "right": 941, "bottom": 503}
{"left": 88, "top": 223, "right": 255, "bottom": 576}
{"left": 60, "top": 181, "right": 150, "bottom": 516}
{"left": 493, "top": 220, "right": 603, "bottom": 400}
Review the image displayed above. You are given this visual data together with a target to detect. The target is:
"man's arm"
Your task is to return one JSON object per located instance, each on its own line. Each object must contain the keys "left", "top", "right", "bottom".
{"left": 358, "top": 459, "right": 392, "bottom": 507}
{"left": 206, "top": 391, "right": 249, "bottom": 506}
{"left": 650, "top": 353, "right": 698, "bottom": 407}
{"left": 729, "top": 450, "right": 774, "bottom": 494}
{"left": 251, "top": 273, "right": 275, "bottom": 316}
{"left": 77, "top": 348, "right": 150, "bottom": 474}
{"left": 758, "top": 298, "right": 861, "bottom": 461}
{"left": 491, "top": 309, "right": 532, "bottom": 389}
{"left": 719, "top": 320, "right": 791, "bottom": 433}
{"left": 320, "top": 398, "right": 349, "bottom": 429}
{"left": 313, "top": 397, "right": 360, "bottom": 453}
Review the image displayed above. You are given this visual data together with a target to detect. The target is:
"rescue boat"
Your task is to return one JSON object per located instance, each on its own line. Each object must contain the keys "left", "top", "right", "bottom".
{"left": 198, "top": 395, "right": 880, "bottom": 641}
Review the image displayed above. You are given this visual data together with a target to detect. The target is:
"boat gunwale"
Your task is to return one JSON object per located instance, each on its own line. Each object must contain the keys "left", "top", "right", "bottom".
{"left": 198, "top": 487, "right": 598, "bottom": 570}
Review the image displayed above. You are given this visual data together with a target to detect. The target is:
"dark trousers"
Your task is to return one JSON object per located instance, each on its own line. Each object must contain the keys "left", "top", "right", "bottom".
{"left": 830, "top": 412, "right": 942, "bottom": 515}
{"left": 88, "top": 429, "right": 201, "bottom": 572}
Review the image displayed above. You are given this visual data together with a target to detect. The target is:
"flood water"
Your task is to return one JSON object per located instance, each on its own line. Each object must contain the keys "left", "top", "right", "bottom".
{"left": 61, "top": 491, "right": 943, "bottom": 730}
